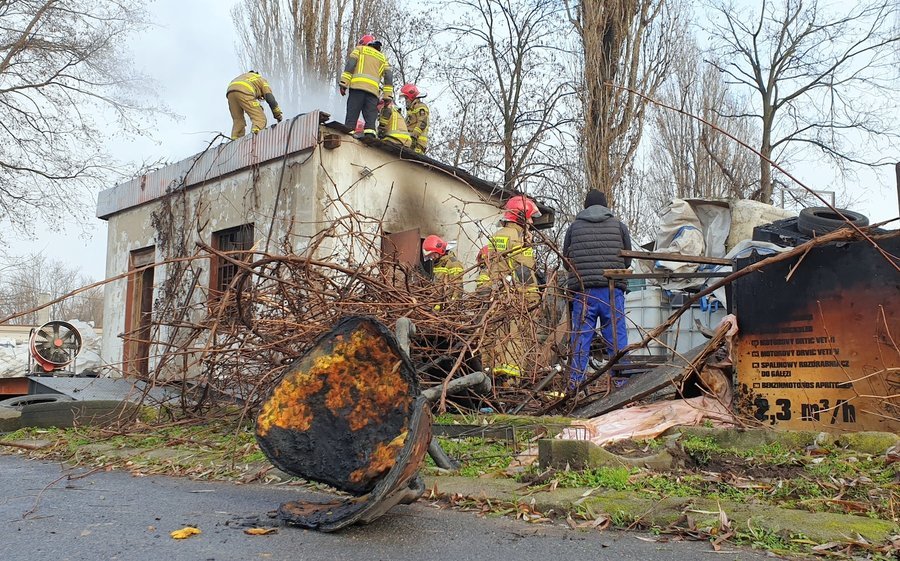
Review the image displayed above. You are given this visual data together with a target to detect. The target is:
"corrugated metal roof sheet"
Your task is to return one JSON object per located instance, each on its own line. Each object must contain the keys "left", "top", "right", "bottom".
{"left": 97, "top": 111, "right": 322, "bottom": 219}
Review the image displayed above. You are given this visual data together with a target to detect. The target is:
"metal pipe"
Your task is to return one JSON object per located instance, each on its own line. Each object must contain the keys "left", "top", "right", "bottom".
{"left": 421, "top": 372, "right": 492, "bottom": 401}
{"left": 428, "top": 438, "right": 460, "bottom": 470}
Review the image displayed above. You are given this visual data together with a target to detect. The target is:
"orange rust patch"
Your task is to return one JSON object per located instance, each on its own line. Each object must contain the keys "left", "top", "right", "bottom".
{"left": 321, "top": 326, "right": 413, "bottom": 431}
{"left": 257, "top": 368, "right": 325, "bottom": 436}
{"left": 257, "top": 323, "right": 412, "bottom": 436}
{"left": 349, "top": 430, "right": 408, "bottom": 483}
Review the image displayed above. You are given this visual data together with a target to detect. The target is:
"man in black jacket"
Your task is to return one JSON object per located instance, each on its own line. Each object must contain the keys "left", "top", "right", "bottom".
{"left": 563, "top": 190, "right": 632, "bottom": 387}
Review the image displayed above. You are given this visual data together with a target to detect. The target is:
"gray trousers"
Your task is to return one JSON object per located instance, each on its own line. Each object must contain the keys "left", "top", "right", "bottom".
{"left": 344, "top": 89, "right": 379, "bottom": 133}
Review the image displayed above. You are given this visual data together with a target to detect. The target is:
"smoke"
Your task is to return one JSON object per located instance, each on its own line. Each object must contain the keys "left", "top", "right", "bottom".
{"left": 286, "top": 77, "right": 346, "bottom": 124}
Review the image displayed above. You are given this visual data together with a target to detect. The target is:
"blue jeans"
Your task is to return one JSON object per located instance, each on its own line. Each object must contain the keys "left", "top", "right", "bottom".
{"left": 569, "top": 287, "right": 627, "bottom": 384}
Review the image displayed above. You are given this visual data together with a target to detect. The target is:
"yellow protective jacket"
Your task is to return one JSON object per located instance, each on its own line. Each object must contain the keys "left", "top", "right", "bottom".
{"left": 433, "top": 252, "right": 464, "bottom": 300}
{"left": 340, "top": 46, "right": 394, "bottom": 99}
{"left": 227, "top": 72, "right": 280, "bottom": 113}
{"left": 487, "top": 223, "right": 538, "bottom": 287}
{"left": 405, "top": 99, "right": 429, "bottom": 154}
{"left": 378, "top": 104, "right": 412, "bottom": 147}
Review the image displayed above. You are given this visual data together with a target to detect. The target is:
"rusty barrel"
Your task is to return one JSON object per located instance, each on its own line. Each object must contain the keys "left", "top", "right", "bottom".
{"left": 256, "top": 316, "right": 432, "bottom": 531}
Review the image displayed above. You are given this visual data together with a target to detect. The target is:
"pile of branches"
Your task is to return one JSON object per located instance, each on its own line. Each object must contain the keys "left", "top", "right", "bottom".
{"left": 138, "top": 214, "right": 568, "bottom": 417}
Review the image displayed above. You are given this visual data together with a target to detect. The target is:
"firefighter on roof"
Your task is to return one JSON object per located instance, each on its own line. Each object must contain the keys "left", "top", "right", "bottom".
{"left": 226, "top": 71, "right": 283, "bottom": 139}
{"left": 400, "top": 83, "right": 429, "bottom": 154}
{"left": 340, "top": 34, "right": 394, "bottom": 137}
{"left": 377, "top": 99, "right": 412, "bottom": 148}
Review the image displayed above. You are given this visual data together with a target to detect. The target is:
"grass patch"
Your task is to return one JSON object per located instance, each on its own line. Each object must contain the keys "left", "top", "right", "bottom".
{"left": 681, "top": 434, "right": 722, "bottom": 465}
{"left": 430, "top": 436, "right": 517, "bottom": 476}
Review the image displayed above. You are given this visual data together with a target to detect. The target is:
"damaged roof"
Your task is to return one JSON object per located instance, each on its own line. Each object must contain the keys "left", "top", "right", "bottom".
{"left": 96, "top": 110, "right": 554, "bottom": 228}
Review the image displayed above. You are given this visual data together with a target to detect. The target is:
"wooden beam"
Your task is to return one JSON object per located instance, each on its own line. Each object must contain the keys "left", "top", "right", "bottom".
{"left": 620, "top": 250, "right": 732, "bottom": 266}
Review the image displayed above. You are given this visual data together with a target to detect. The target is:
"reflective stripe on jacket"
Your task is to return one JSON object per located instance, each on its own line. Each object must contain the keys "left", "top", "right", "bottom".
{"left": 405, "top": 99, "right": 429, "bottom": 153}
{"left": 433, "top": 253, "right": 464, "bottom": 279}
{"left": 340, "top": 46, "right": 394, "bottom": 98}
{"left": 227, "top": 72, "right": 272, "bottom": 99}
{"left": 488, "top": 223, "right": 537, "bottom": 286}
{"left": 378, "top": 105, "right": 412, "bottom": 147}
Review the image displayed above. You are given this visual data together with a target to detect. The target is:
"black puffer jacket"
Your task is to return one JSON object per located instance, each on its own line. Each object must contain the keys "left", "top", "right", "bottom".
{"left": 563, "top": 205, "right": 632, "bottom": 291}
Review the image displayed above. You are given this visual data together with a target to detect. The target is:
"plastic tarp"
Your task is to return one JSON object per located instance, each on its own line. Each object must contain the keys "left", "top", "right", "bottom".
{"left": 686, "top": 200, "right": 731, "bottom": 258}
{"left": 558, "top": 396, "right": 737, "bottom": 447}
{"left": 635, "top": 199, "right": 706, "bottom": 290}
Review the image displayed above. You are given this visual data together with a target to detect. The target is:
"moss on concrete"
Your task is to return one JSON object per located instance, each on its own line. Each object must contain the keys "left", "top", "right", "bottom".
{"left": 539, "top": 439, "right": 677, "bottom": 471}
{"left": 671, "top": 427, "right": 831, "bottom": 451}
{"left": 0, "top": 407, "right": 21, "bottom": 432}
{"left": 426, "top": 474, "right": 899, "bottom": 545}
{"left": 835, "top": 432, "right": 900, "bottom": 455}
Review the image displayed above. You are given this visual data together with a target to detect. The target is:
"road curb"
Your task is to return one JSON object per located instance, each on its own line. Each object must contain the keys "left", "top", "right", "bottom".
{"left": 424, "top": 475, "right": 899, "bottom": 545}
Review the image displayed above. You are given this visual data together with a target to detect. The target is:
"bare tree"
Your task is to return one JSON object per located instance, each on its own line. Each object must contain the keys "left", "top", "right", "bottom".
{"left": 648, "top": 41, "right": 759, "bottom": 203}
{"left": 566, "top": 0, "right": 684, "bottom": 208}
{"left": 0, "top": 0, "right": 155, "bottom": 237}
{"left": 436, "top": 0, "right": 577, "bottom": 191}
{"left": 232, "top": 0, "right": 393, "bottom": 109}
{"left": 0, "top": 254, "right": 103, "bottom": 326}
{"left": 707, "top": 0, "right": 900, "bottom": 203}
{"left": 379, "top": 7, "right": 442, "bottom": 88}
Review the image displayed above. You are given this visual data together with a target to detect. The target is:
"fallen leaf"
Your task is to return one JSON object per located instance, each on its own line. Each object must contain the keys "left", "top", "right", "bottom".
{"left": 170, "top": 526, "right": 201, "bottom": 539}
{"left": 244, "top": 527, "right": 278, "bottom": 536}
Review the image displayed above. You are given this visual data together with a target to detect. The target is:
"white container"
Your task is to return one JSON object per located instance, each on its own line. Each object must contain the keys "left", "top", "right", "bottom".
{"left": 623, "top": 287, "right": 725, "bottom": 356}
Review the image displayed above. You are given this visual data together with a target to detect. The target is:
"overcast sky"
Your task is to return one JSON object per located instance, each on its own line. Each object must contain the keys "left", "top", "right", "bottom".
{"left": 14, "top": 0, "right": 243, "bottom": 280}
{"left": 10, "top": 0, "right": 900, "bottom": 282}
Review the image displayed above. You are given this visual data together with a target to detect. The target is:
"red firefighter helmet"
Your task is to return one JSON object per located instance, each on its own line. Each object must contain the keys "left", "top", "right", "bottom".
{"left": 502, "top": 195, "right": 541, "bottom": 223}
{"left": 358, "top": 34, "right": 376, "bottom": 45}
{"left": 400, "top": 83, "right": 420, "bottom": 101}
{"left": 422, "top": 235, "right": 448, "bottom": 259}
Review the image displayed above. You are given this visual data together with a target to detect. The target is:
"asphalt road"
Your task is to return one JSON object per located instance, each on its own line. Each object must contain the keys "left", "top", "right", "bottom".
{"left": 0, "top": 455, "right": 773, "bottom": 561}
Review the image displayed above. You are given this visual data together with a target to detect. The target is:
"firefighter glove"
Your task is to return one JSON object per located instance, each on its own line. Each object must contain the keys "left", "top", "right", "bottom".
{"left": 340, "top": 86, "right": 347, "bottom": 96}
{"left": 273, "top": 108, "right": 284, "bottom": 122}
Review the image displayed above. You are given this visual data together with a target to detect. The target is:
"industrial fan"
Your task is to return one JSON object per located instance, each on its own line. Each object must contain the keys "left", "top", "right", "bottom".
{"left": 29, "top": 321, "right": 83, "bottom": 374}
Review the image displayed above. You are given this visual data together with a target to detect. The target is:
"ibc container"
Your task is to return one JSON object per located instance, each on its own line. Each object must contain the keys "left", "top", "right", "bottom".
{"left": 623, "top": 287, "right": 726, "bottom": 356}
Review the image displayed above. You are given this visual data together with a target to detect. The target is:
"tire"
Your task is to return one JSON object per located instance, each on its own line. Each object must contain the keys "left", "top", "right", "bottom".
{"left": 0, "top": 393, "right": 74, "bottom": 410}
{"left": 18, "top": 400, "right": 139, "bottom": 428}
{"left": 797, "top": 207, "right": 869, "bottom": 235}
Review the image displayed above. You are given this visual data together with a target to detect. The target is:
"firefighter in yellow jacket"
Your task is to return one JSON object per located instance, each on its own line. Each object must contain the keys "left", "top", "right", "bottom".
{"left": 340, "top": 34, "right": 394, "bottom": 137}
{"left": 226, "top": 71, "right": 283, "bottom": 139}
{"left": 377, "top": 100, "right": 412, "bottom": 148}
{"left": 483, "top": 195, "right": 542, "bottom": 378}
{"left": 423, "top": 235, "right": 464, "bottom": 302}
{"left": 400, "top": 83, "right": 429, "bottom": 154}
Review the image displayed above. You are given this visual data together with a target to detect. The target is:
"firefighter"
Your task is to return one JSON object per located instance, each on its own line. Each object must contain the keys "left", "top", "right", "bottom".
{"left": 399, "top": 83, "right": 429, "bottom": 154}
{"left": 482, "top": 195, "right": 542, "bottom": 378}
{"left": 340, "top": 34, "right": 394, "bottom": 137}
{"left": 226, "top": 71, "right": 283, "bottom": 139}
{"left": 377, "top": 99, "right": 412, "bottom": 148}
{"left": 423, "top": 235, "right": 464, "bottom": 303}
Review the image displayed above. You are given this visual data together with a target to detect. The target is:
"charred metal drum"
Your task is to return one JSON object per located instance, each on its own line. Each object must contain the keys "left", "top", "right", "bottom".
{"left": 256, "top": 316, "right": 432, "bottom": 531}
